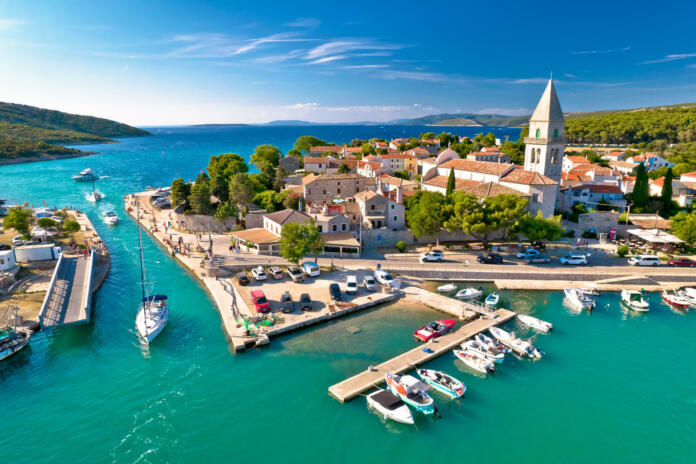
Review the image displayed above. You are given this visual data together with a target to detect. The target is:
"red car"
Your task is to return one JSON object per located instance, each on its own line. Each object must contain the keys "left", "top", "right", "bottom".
{"left": 250, "top": 289, "right": 271, "bottom": 313}
{"left": 668, "top": 258, "right": 696, "bottom": 267}
{"left": 413, "top": 319, "right": 457, "bottom": 342}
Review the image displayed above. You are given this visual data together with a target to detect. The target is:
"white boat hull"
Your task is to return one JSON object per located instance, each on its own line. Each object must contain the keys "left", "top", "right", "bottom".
{"left": 367, "top": 395, "right": 414, "bottom": 424}
{"left": 136, "top": 306, "right": 168, "bottom": 344}
{"left": 517, "top": 314, "right": 553, "bottom": 333}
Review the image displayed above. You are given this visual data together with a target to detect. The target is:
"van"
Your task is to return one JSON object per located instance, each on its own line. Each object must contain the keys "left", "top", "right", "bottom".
{"left": 628, "top": 255, "right": 660, "bottom": 266}
{"left": 250, "top": 289, "right": 271, "bottom": 313}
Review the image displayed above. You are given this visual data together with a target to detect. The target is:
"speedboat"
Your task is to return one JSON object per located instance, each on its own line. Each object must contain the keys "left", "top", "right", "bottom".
{"left": 437, "top": 283, "right": 457, "bottom": 293}
{"left": 485, "top": 292, "right": 499, "bottom": 308}
{"left": 72, "top": 168, "right": 99, "bottom": 182}
{"left": 366, "top": 390, "right": 414, "bottom": 425}
{"left": 86, "top": 190, "right": 104, "bottom": 203}
{"left": 564, "top": 288, "right": 595, "bottom": 310}
{"left": 385, "top": 373, "right": 435, "bottom": 415}
{"left": 417, "top": 369, "right": 466, "bottom": 399}
{"left": 661, "top": 290, "right": 689, "bottom": 311}
{"left": 577, "top": 287, "right": 599, "bottom": 297}
{"left": 456, "top": 287, "right": 482, "bottom": 300}
{"left": 677, "top": 287, "right": 696, "bottom": 308}
{"left": 136, "top": 294, "right": 169, "bottom": 344}
{"left": 413, "top": 319, "right": 456, "bottom": 342}
{"left": 621, "top": 289, "right": 649, "bottom": 312}
{"left": 489, "top": 326, "right": 542, "bottom": 360}
{"left": 474, "top": 332, "right": 511, "bottom": 355}
{"left": 517, "top": 314, "right": 553, "bottom": 333}
{"left": 103, "top": 211, "right": 118, "bottom": 225}
{"left": 460, "top": 339, "right": 505, "bottom": 364}
{"left": 454, "top": 349, "right": 495, "bottom": 374}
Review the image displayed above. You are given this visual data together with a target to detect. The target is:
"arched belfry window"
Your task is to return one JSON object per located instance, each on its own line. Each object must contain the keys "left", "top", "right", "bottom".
{"left": 536, "top": 128, "right": 541, "bottom": 138}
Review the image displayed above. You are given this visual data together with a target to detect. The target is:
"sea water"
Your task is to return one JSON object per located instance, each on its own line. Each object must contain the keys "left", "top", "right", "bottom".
{"left": 1, "top": 126, "right": 695, "bottom": 463}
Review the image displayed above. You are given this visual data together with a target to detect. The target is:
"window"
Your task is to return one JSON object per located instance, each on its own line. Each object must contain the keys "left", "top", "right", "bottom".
{"left": 536, "top": 128, "right": 541, "bottom": 138}
{"left": 393, "top": 216, "right": 398, "bottom": 222}
{"left": 317, "top": 225, "right": 322, "bottom": 232}
{"left": 342, "top": 223, "right": 346, "bottom": 231}
{"left": 337, "top": 189, "right": 341, "bottom": 194}
{"left": 553, "top": 128, "right": 558, "bottom": 138}
{"left": 332, "top": 224, "right": 337, "bottom": 231}
{"left": 370, "top": 204, "right": 375, "bottom": 210}
{"left": 322, "top": 190, "right": 326, "bottom": 195}
{"left": 356, "top": 187, "right": 359, "bottom": 193}
{"left": 307, "top": 189, "right": 311, "bottom": 195}
{"left": 391, "top": 204, "right": 395, "bottom": 209}
{"left": 531, "top": 194, "right": 539, "bottom": 203}
{"left": 319, "top": 164, "right": 322, "bottom": 168}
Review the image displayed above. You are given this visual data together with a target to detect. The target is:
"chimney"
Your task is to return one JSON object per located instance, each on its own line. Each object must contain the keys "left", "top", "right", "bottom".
{"left": 322, "top": 202, "right": 328, "bottom": 215}
{"left": 377, "top": 175, "right": 382, "bottom": 193}
{"left": 396, "top": 185, "right": 403, "bottom": 204}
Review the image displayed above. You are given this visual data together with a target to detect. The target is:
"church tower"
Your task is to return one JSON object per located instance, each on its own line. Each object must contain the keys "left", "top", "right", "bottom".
{"left": 524, "top": 78, "right": 565, "bottom": 182}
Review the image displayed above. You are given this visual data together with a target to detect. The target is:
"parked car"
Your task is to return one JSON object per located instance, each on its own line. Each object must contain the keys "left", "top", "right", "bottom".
{"left": 251, "top": 266, "right": 267, "bottom": 281}
{"left": 419, "top": 251, "right": 443, "bottom": 263}
{"left": 250, "top": 289, "right": 271, "bottom": 313}
{"left": 667, "top": 257, "right": 696, "bottom": 267}
{"left": 279, "top": 291, "right": 293, "bottom": 313}
{"left": 477, "top": 253, "right": 503, "bottom": 264}
{"left": 12, "top": 235, "right": 24, "bottom": 247}
{"left": 628, "top": 255, "right": 660, "bottom": 266}
{"left": 516, "top": 248, "right": 539, "bottom": 259}
{"left": 287, "top": 266, "right": 305, "bottom": 282}
{"left": 346, "top": 275, "right": 358, "bottom": 294}
{"left": 0, "top": 244, "right": 11, "bottom": 251}
{"left": 269, "top": 266, "right": 284, "bottom": 279}
{"left": 429, "top": 249, "right": 444, "bottom": 258}
{"left": 299, "top": 293, "right": 312, "bottom": 311}
{"left": 301, "top": 261, "right": 320, "bottom": 277}
{"left": 236, "top": 272, "right": 250, "bottom": 286}
{"left": 364, "top": 275, "right": 377, "bottom": 292}
{"left": 374, "top": 269, "right": 396, "bottom": 287}
{"left": 560, "top": 254, "right": 588, "bottom": 265}
{"left": 329, "top": 283, "right": 342, "bottom": 300}
{"left": 525, "top": 255, "right": 551, "bottom": 264}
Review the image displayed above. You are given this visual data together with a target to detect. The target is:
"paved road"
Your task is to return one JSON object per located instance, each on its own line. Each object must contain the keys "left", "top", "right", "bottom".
{"left": 42, "top": 255, "right": 92, "bottom": 326}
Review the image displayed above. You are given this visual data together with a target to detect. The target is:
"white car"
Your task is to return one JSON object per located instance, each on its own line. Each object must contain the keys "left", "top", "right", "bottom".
{"left": 12, "top": 235, "right": 24, "bottom": 246}
{"left": 374, "top": 269, "right": 396, "bottom": 287}
{"left": 628, "top": 255, "right": 660, "bottom": 266}
{"left": 251, "top": 266, "right": 267, "bottom": 280}
{"left": 560, "top": 254, "right": 587, "bottom": 265}
{"left": 516, "top": 248, "right": 539, "bottom": 259}
{"left": 364, "top": 275, "right": 377, "bottom": 292}
{"left": 346, "top": 275, "right": 358, "bottom": 294}
{"left": 301, "top": 261, "right": 320, "bottom": 277}
{"left": 419, "top": 252, "right": 443, "bottom": 263}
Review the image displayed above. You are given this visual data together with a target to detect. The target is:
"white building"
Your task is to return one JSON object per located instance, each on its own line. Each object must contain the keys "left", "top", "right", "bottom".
{"left": 0, "top": 250, "right": 16, "bottom": 272}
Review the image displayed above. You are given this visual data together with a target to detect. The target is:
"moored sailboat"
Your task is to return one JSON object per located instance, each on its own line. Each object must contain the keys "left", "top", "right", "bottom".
{"left": 0, "top": 306, "right": 31, "bottom": 362}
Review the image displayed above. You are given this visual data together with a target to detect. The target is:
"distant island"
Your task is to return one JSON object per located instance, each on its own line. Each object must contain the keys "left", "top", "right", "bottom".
{"left": 0, "top": 102, "right": 151, "bottom": 165}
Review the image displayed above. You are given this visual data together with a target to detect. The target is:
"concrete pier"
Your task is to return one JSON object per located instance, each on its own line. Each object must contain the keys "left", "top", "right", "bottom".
{"left": 328, "top": 308, "right": 516, "bottom": 402}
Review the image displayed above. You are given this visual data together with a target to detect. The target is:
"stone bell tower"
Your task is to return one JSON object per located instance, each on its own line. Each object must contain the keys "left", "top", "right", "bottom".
{"left": 523, "top": 78, "right": 565, "bottom": 182}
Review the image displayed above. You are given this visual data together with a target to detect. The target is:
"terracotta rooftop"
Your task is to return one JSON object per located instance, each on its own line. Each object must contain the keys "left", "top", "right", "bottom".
{"left": 565, "top": 156, "right": 590, "bottom": 163}
{"left": 422, "top": 176, "right": 479, "bottom": 190}
{"left": 610, "top": 161, "right": 638, "bottom": 169}
{"left": 309, "top": 146, "right": 340, "bottom": 152}
{"left": 589, "top": 184, "right": 623, "bottom": 194}
{"left": 650, "top": 177, "right": 665, "bottom": 187}
{"left": 460, "top": 182, "right": 530, "bottom": 198}
{"left": 500, "top": 170, "right": 557, "bottom": 185}
{"left": 439, "top": 158, "right": 516, "bottom": 176}
{"left": 231, "top": 228, "right": 280, "bottom": 245}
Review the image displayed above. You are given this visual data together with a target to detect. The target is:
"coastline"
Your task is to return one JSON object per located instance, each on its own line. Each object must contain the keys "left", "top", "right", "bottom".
{"left": 0, "top": 150, "right": 97, "bottom": 166}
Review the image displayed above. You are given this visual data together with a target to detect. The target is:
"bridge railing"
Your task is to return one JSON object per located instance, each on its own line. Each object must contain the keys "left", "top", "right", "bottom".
{"left": 38, "top": 253, "right": 64, "bottom": 327}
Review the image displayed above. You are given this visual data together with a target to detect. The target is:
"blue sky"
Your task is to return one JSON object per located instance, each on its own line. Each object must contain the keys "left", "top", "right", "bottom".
{"left": 0, "top": 0, "right": 695, "bottom": 125}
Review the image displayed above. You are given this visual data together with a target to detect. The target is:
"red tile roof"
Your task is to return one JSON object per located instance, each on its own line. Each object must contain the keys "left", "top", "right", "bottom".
{"left": 439, "top": 159, "right": 516, "bottom": 176}
{"left": 566, "top": 156, "right": 590, "bottom": 163}
{"left": 309, "top": 146, "right": 340, "bottom": 153}
{"left": 589, "top": 184, "right": 623, "bottom": 194}
{"left": 501, "top": 170, "right": 557, "bottom": 185}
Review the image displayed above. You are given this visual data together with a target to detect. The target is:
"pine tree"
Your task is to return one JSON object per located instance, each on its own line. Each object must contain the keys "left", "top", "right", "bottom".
{"left": 446, "top": 168, "right": 456, "bottom": 196}
{"left": 632, "top": 162, "right": 649, "bottom": 208}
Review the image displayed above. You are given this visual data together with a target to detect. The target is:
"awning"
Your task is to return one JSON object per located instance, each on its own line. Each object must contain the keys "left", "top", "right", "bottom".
{"left": 627, "top": 228, "right": 683, "bottom": 244}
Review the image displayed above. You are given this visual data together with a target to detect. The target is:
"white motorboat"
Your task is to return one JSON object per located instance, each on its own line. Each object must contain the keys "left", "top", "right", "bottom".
{"left": 103, "top": 211, "right": 118, "bottom": 225}
{"left": 517, "top": 314, "right": 553, "bottom": 333}
{"left": 677, "top": 288, "right": 696, "bottom": 308}
{"left": 385, "top": 373, "right": 436, "bottom": 415}
{"left": 437, "top": 283, "right": 457, "bottom": 294}
{"left": 86, "top": 180, "right": 103, "bottom": 203}
{"left": 564, "top": 288, "right": 595, "bottom": 310}
{"left": 577, "top": 287, "right": 599, "bottom": 297}
{"left": 661, "top": 289, "right": 689, "bottom": 311}
{"left": 72, "top": 168, "right": 99, "bottom": 182}
{"left": 621, "top": 289, "right": 649, "bottom": 312}
{"left": 417, "top": 369, "right": 466, "bottom": 399}
{"left": 485, "top": 292, "right": 500, "bottom": 307}
{"left": 366, "top": 390, "right": 414, "bottom": 425}
{"left": 454, "top": 348, "right": 495, "bottom": 374}
{"left": 135, "top": 202, "right": 168, "bottom": 344}
{"left": 460, "top": 339, "right": 505, "bottom": 364}
{"left": 474, "top": 332, "right": 511, "bottom": 354}
{"left": 489, "top": 326, "right": 542, "bottom": 360}
{"left": 456, "top": 287, "right": 482, "bottom": 300}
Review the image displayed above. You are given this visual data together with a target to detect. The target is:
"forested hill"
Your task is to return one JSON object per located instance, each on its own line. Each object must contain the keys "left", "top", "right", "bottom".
{"left": 0, "top": 102, "right": 151, "bottom": 138}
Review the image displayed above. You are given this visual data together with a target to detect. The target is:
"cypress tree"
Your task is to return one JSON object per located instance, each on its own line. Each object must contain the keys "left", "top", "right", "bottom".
{"left": 660, "top": 167, "right": 674, "bottom": 216}
{"left": 446, "top": 168, "right": 456, "bottom": 196}
{"left": 632, "top": 162, "right": 649, "bottom": 208}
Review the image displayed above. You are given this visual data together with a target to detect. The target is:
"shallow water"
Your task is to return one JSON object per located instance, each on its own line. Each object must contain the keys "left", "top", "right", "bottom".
{"left": 1, "top": 126, "right": 695, "bottom": 463}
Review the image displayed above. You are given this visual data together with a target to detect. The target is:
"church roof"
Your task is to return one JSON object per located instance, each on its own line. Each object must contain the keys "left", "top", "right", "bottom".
{"left": 530, "top": 78, "right": 564, "bottom": 122}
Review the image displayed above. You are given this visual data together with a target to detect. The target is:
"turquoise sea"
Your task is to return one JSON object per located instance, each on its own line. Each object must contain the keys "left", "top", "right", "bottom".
{"left": 1, "top": 126, "right": 695, "bottom": 463}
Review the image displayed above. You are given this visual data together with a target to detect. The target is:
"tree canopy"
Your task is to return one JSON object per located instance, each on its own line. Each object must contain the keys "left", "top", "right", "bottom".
{"left": 404, "top": 191, "right": 447, "bottom": 239}
{"left": 516, "top": 210, "right": 565, "bottom": 244}
{"left": 207, "top": 153, "right": 248, "bottom": 202}
{"left": 671, "top": 211, "right": 696, "bottom": 243}
{"left": 444, "top": 193, "right": 528, "bottom": 246}
{"left": 632, "top": 162, "right": 649, "bottom": 208}
{"left": 279, "top": 220, "right": 325, "bottom": 265}
{"left": 293, "top": 136, "right": 326, "bottom": 154}
{"left": 2, "top": 207, "right": 31, "bottom": 235}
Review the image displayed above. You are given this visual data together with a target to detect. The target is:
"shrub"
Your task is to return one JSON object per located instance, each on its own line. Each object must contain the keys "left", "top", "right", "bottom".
{"left": 564, "top": 229, "right": 576, "bottom": 238}
{"left": 395, "top": 241, "right": 406, "bottom": 253}
{"left": 617, "top": 245, "right": 629, "bottom": 257}
{"left": 581, "top": 230, "right": 597, "bottom": 239}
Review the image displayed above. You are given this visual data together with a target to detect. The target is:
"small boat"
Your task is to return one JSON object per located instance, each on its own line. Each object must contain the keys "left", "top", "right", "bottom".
{"left": 517, "top": 314, "right": 553, "bottom": 333}
{"left": 621, "top": 289, "right": 649, "bottom": 312}
{"left": 103, "top": 211, "right": 118, "bottom": 225}
{"left": 385, "top": 373, "right": 435, "bottom": 415}
{"left": 484, "top": 292, "right": 499, "bottom": 307}
{"left": 366, "top": 390, "right": 414, "bottom": 425}
{"left": 456, "top": 287, "right": 482, "bottom": 300}
{"left": 661, "top": 290, "right": 689, "bottom": 310}
{"left": 437, "top": 283, "right": 457, "bottom": 293}
{"left": 86, "top": 180, "right": 103, "bottom": 203}
{"left": 72, "top": 168, "right": 99, "bottom": 182}
{"left": 0, "top": 307, "right": 31, "bottom": 362}
{"left": 417, "top": 368, "right": 466, "bottom": 399}
{"left": 474, "top": 332, "right": 511, "bottom": 355}
{"left": 413, "top": 319, "right": 456, "bottom": 342}
{"left": 489, "top": 326, "right": 542, "bottom": 360}
{"left": 577, "top": 287, "right": 599, "bottom": 297}
{"left": 460, "top": 339, "right": 505, "bottom": 364}
{"left": 454, "top": 349, "right": 495, "bottom": 374}
{"left": 564, "top": 288, "right": 595, "bottom": 310}
{"left": 677, "top": 288, "right": 696, "bottom": 308}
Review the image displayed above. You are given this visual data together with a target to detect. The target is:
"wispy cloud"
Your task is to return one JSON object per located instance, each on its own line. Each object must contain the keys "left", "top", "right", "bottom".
{"left": 571, "top": 46, "right": 631, "bottom": 55}
{"left": 167, "top": 32, "right": 312, "bottom": 58}
{"left": 564, "top": 73, "right": 578, "bottom": 78}
{"left": 251, "top": 49, "right": 305, "bottom": 64}
{"left": 638, "top": 53, "right": 696, "bottom": 65}
{"left": 379, "top": 70, "right": 468, "bottom": 84}
{"left": 307, "top": 55, "right": 347, "bottom": 64}
{"left": 340, "top": 64, "right": 389, "bottom": 69}
{"left": 285, "top": 17, "right": 321, "bottom": 28}
{"left": 687, "top": 63, "right": 696, "bottom": 69}
{"left": 285, "top": 102, "right": 320, "bottom": 110}
{"left": 508, "top": 78, "right": 551, "bottom": 84}
{"left": 0, "top": 18, "right": 26, "bottom": 31}
{"left": 305, "top": 39, "right": 402, "bottom": 60}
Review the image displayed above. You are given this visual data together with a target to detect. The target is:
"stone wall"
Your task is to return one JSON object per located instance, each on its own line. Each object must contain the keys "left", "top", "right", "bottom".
{"left": 170, "top": 211, "right": 237, "bottom": 233}
{"left": 563, "top": 211, "right": 630, "bottom": 237}
{"left": 361, "top": 228, "right": 506, "bottom": 248}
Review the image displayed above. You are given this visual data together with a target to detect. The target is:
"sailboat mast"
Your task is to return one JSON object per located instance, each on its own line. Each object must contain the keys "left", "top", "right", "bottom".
{"left": 136, "top": 198, "right": 150, "bottom": 322}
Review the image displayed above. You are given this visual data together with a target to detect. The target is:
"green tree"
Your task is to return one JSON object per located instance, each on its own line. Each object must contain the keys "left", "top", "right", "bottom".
{"left": 516, "top": 210, "right": 565, "bottom": 244}
{"left": 251, "top": 144, "right": 281, "bottom": 185}
{"left": 189, "top": 179, "right": 213, "bottom": 215}
{"left": 393, "top": 170, "right": 410, "bottom": 180}
{"left": 228, "top": 173, "right": 255, "bottom": 211}
{"left": 293, "top": 136, "right": 326, "bottom": 154}
{"left": 273, "top": 165, "right": 287, "bottom": 192}
{"left": 252, "top": 190, "right": 285, "bottom": 213}
{"left": 207, "top": 153, "right": 248, "bottom": 202}
{"left": 671, "top": 211, "right": 696, "bottom": 243}
{"left": 279, "top": 220, "right": 325, "bottom": 265}
{"left": 446, "top": 168, "right": 456, "bottom": 196}
{"left": 361, "top": 142, "right": 376, "bottom": 156}
{"left": 404, "top": 191, "right": 447, "bottom": 239}
{"left": 63, "top": 219, "right": 81, "bottom": 240}
{"left": 444, "top": 193, "right": 528, "bottom": 246}
{"left": 632, "top": 162, "right": 649, "bottom": 208}
{"left": 37, "top": 217, "right": 58, "bottom": 228}
{"left": 170, "top": 178, "right": 191, "bottom": 208}
{"left": 660, "top": 167, "right": 674, "bottom": 217}
{"left": 596, "top": 196, "right": 613, "bottom": 211}
{"left": 214, "top": 201, "right": 237, "bottom": 221}
{"left": 2, "top": 207, "right": 31, "bottom": 236}
{"left": 500, "top": 138, "right": 525, "bottom": 164}
{"left": 338, "top": 162, "right": 351, "bottom": 174}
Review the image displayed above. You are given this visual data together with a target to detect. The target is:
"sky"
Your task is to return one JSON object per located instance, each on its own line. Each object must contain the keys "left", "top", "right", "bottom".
{"left": 0, "top": 0, "right": 695, "bottom": 126}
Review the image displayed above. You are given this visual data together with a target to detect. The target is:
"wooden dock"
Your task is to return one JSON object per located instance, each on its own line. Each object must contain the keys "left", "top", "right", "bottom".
{"left": 328, "top": 308, "right": 516, "bottom": 402}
